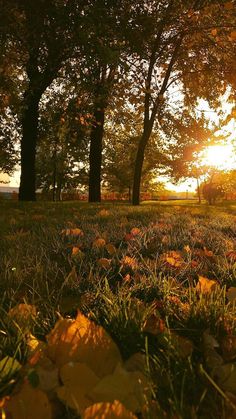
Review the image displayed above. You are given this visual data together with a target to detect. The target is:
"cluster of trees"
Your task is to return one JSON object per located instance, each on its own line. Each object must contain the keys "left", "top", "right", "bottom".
{"left": 1, "top": 0, "right": 236, "bottom": 204}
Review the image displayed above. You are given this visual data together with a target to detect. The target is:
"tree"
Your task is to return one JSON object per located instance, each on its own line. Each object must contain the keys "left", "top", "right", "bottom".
{"left": 130, "top": 0, "right": 235, "bottom": 204}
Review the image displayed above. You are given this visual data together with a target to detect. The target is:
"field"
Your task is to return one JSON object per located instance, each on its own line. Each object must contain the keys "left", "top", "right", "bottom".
{"left": 1, "top": 200, "right": 236, "bottom": 418}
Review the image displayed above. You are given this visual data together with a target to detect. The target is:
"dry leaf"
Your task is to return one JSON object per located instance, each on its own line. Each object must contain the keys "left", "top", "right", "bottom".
{"left": 93, "top": 238, "right": 106, "bottom": 248}
{"left": 170, "top": 333, "right": 193, "bottom": 358}
{"left": 142, "top": 314, "right": 165, "bottom": 335}
{"left": 89, "top": 363, "right": 150, "bottom": 413}
{"left": 5, "top": 382, "right": 52, "bottom": 419}
{"left": 61, "top": 228, "right": 84, "bottom": 236}
{"left": 8, "top": 303, "right": 37, "bottom": 329}
{"left": 57, "top": 362, "right": 99, "bottom": 414}
{"left": 164, "top": 251, "right": 184, "bottom": 268}
{"left": 221, "top": 336, "right": 236, "bottom": 362}
{"left": 121, "top": 256, "right": 137, "bottom": 270}
{"left": 196, "top": 276, "right": 218, "bottom": 294}
{"left": 97, "top": 258, "right": 112, "bottom": 269}
{"left": 98, "top": 209, "right": 110, "bottom": 217}
{"left": 130, "top": 228, "right": 141, "bottom": 236}
{"left": 227, "top": 287, "right": 236, "bottom": 302}
{"left": 82, "top": 400, "right": 137, "bottom": 418}
{"left": 46, "top": 311, "right": 122, "bottom": 377}
{"left": 105, "top": 243, "right": 117, "bottom": 255}
{"left": 215, "top": 363, "right": 236, "bottom": 394}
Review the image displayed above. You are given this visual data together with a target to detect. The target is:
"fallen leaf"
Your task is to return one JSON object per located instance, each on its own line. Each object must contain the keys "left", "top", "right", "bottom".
{"left": 57, "top": 362, "right": 99, "bottom": 414}
{"left": 89, "top": 363, "right": 150, "bottom": 413}
{"left": 5, "top": 381, "right": 52, "bottom": 419}
{"left": 0, "top": 356, "right": 21, "bottom": 379}
{"left": 170, "top": 333, "right": 193, "bottom": 358}
{"left": 98, "top": 209, "right": 110, "bottom": 217}
{"left": 105, "top": 243, "right": 117, "bottom": 255}
{"left": 46, "top": 311, "right": 122, "bottom": 377}
{"left": 227, "top": 287, "right": 236, "bottom": 303}
{"left": 142, "top": 314, "right": 165, "bottom": 335}
{"left": 196, "top": 276, "right": 218, "bottom": 294}
{"left": 62, "top": 228, "right": 84, "bottom": 237}
{"left": 97, "top": 258, "right": 112, "bottom": 269}
{"left": 121, "top": 256, "right": 137, "bottom": 270}
{"left": 8, "top": 303, "right": 37, "bottom": 330}
{"left": 130, "top": 228, "right": 141, "bottom": 236}
{"left": 164, "top": 251, "right": 184, "bottom": 268}
{"left": 215, "top": 363, "right": 236, "bottom": 393}
{"left": 221, "top": 336, "right": 236, "bottom": 362}
{"left": 82, "top": 400, "right": 137, "bottom": 418}
{"left": 93, "top": 238, "right": 106, "bottom": 248}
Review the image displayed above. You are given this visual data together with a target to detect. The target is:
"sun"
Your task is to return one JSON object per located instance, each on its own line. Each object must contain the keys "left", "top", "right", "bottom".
{"left": 200, "top": 144, "right": 236, "bottom": 170}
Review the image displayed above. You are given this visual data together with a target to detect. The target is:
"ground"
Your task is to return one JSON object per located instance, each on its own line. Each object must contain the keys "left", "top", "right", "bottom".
{"left": 0, "top": 200, "right": 236, "bottom": 418}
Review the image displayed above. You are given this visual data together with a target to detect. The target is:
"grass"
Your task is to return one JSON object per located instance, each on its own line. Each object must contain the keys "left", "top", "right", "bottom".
{"left": 0, "top": 199, "right": 236, "bottom": 418}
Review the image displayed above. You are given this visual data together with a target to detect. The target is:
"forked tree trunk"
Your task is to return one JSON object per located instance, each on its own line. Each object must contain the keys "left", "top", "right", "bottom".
{"left": 88, "top": 107, "right": 105, "bottom": 202}
{"left": 19, "top": 93, "right": 40, "bottom": 201}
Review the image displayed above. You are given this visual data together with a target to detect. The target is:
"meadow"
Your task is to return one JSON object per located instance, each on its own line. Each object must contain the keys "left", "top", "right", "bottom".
{"left": 0, "top": 200, "right": 236, "bottom": 418}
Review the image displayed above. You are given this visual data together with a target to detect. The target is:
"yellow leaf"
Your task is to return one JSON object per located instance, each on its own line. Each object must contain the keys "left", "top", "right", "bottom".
{"left": 97, "top": 258, "right": 112, "bottom": 269}
{"left": 61, "top": 228, "right": 84, "bottom": 236}
{"left": 0, "top": 356, "right": 21, "bottom": 380}
{"left": 226, "top": 287, "right": 236, "bottom": 302}
{"left": 5, "top": 382, "right": 52, "bottom": 419}
{"left": 121, "top": 256, "right": 137, "bottom": 270}
{"left": 211, "top": 29, "right": 217, "bottom": 36}
{"left": 46, "top": 311, "right": 122, "bottom": 377}
{"left": 82, "top": 400, "right": 137, "bottom": 418}
{"left": 8, "top": 303, "right": 37, "bottom": 330}
{"left": 230, "top": 31, "right": 236, "bottom": 40}
{"left": 93, "top": 238, "right": 106, "bottom": 248}
{"left": 89, "top": 363, "right": 150, "bottom": 413}
{"left": 196, "top": 276, "right": 218, "bottom": 294}
{"left": 98, "top": 209, "right": 110, "bottom": 217}
{"left": 57, "top": 362, "right": 99, "bottom": 414}
{"left": 105, "top": 243, "right": 117, "bottom": 255}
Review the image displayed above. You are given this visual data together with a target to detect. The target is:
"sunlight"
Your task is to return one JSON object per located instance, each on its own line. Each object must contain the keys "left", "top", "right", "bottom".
{"left": 200, "top": 144, "right": 236, "bottom": 170}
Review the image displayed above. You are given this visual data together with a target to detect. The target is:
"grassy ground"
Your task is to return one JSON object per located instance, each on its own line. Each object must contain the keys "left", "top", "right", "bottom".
{"left": 1, "top": 200, "right": 236, "bottom": 418}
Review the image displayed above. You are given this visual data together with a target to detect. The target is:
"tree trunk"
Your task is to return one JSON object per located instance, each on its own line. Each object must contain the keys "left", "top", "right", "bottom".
{"left": 88, "top": 107, "right": 105, "bottom": 202}
{"left": 197, "top": 177, "right": 201, "bottom": 204}
{"left": 132, "top": 131, "right": 149, "bottom": 205}
{"left": 19, "top": 93, "right": 40, "bottom": 201}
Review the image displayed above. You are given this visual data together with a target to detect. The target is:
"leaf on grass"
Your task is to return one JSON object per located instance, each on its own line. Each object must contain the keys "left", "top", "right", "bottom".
{"left": 105, "top": 243, "right": 117, "bottom": 255}
{"left": 124, "top": 353, "right": 146, "bottom": 375}
{"left": 61, "top": 228, "right": 84, "bottom": 236}
{"left": 215, "top": 363, "right": 236, "bottom": 394}
{"left": 5, "top": 382, "right": 52, "bottom": 419}
{"left": 89, "top": 363, "right": 150, "bottom": 413}
{"left": 226, "top": 252, "right": 236, "bottom": 262}
{"left": 221, "top": 336, "right": 236, "bottom": 362}
{"left": 142, "top": 314, "right": 165, "bottom": 335}
{"left": 130, "top": 228, "right": 141, "bottom": 236}
{"left": 8, "top": 303, "right": 37, "bottom": 329}
{"left": 57, "top": 362, "right": 99, "bottom": 414}
{"left": 203, "top": 247, "right": 214, "bottom": 257}
{"left": 98, "top": 209, "right": 110, "bottom": 217}
{"left": 230, "top": 31, "right": 236, "bottom": 41}
{"left": 169, "top": 333, "right": 193, "bottom": 358}
{"left": 121, "top": 256, "right": 137, "bottom": 270}
{"left": 164, "top": 251, "right": 184, "bottom": 268}
{"left": 82, "top": 400, "right": 137, "bottom": 418}
{"left": 46, "top": 311, "right": 122, "bottom": 377}
{"left": 0, "top": 356, "right": 21, "bottom": 379}
{"left": 196, "top": 276, "right": 218, "bottom": 294}
{"left": 203, "top": 331, "right": 223, "bottom": 371}
{"left": 72, "top": 247, "right": 85, "bottom": 259}
{"left": 97, "top": 258, "right": 112, "bottom": 269}
{"left": 226, "top": 287, "right": 236, "bottom": 303}
{"left": 93, "top": 238, "right": 106, "bottom": 248}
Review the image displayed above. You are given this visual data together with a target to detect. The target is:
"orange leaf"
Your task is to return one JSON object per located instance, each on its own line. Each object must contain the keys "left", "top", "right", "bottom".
{"left": 93, "top": 238, "right": 106, "bottom": 248}
{"left": 46, "top": 311, "right": 122, "bottom": 377}
{"left": 5, "top": 382, "right": 52, "bottom": 419}
{"left": 97, "top": 258, "right": 112, "bottom": 269}
{"left": 196, "top": 276, "right": 218, "bottom": 294}
{"left": 130, "top": 227, "right": 141, "bottom": 236}
{"left": 82, "top": 400, "right": 137, "bottom": 418}
{"left": 62, "top": 228, "right": 84, "bottom": 237}
{"left": 105, "top": 243, "right": 117, "bottom": 255}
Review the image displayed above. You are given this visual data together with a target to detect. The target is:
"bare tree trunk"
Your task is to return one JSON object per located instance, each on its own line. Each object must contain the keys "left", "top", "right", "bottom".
{"left": 197, "top": 177, "right": 201, "bottom": 204}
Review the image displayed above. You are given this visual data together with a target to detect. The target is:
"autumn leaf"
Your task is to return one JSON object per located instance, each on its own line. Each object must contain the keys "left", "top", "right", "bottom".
{"left": 88, "top": 363, "right": 150, "bottom": 413}
{"left": 105, "top": 243, "right": 117, "bottom": 255}
{"left": 0, "top": 356, "right": 21, "bottom": 380}
{"left": 215, "top": 364, "right": 236, "bottom": 394}
{"left": 224, "top": 1, "right": 234, "bottom": 10}
{"left": 130, "top": 227, "right": 141, "bottom": 236}
{"left": 98, "top": 209, "right": 110, "bottom": 217}
{"left": 5, "top": 381, "right": 52, "bottom": 419}
{"left": 221, "top": 336, "right": 236, "bottom": 362}
{"left": 170, "top": 333, "right": 193, "bottom": 358}
{"left": 97, "top": 258, "right": 112, "bottom": 269}
{"left": 61, "top": 228, "right": 84, "bottom": 237}
{"left": 226, "top": 287, "right": 236, "bottom": 302}
{"left": 164, "top": 251, "right": 184, "bottom": 268}
{"left": 211, "top": 29, "right": 217, "bottom": 36}
{"left": 46, "top": 311, "right": 122, "bottom": 377}
{"left": 8, "top": 303, "right": 37, "bottom": 330}
{"left": 93, "top": 238, "right": 106, "bottom": 248}
{"left": 72, "top": 247, "right": 85, "bottom": 259}
{"left": 196, "top": 276, "right": 218, "bottom": 294}
{"left": 57, "top": 362, "right": 99, "bottom": 414}
{"left": 230, "top": 31, "right": 236, "bottom": 41}
{"left": 142, "top": 314, "right": 165, "bottom": 335}
{"left": 82, "top": 400, "right": 137, "bottom": 419}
